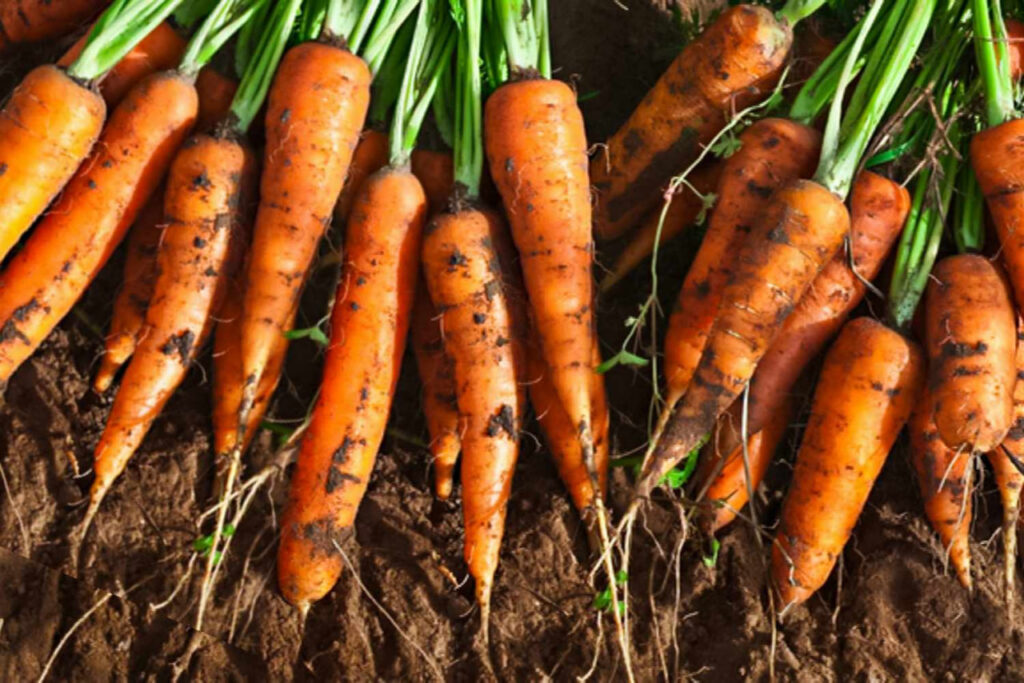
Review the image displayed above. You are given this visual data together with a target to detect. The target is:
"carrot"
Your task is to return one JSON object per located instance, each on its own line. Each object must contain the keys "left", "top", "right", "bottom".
{"left": 598, "top": 162, "right": 722, "bottom": 293}
{"left": 59, "top": 20, "right": 186, "bottom": 106}
{"left": 1007, "top": 17, "right": 1024, "bottom": 78}
{"left": 411, "top": 286, "right": 462, "bottom": 500}
{"left": 411, "top": 149, "right": 455, "bottom": 215}
{"left": 661, "top": 118, "right": 822, "bottom": 407}
{"left": 908, "top": 386, "right": 973, "bottom": 589}
{"left": 333, "top": 129, "right": 389, "bottom": 225}
{"left": 638, "top": 0, "right": 933, "bottom": 496}
{"left": 0, "top": 71, "right": 197, "bottom": 390}
{"left": 711, "top": 171, "right": 910, "bottom": 462}
{"left": 697, "top": 397, "right": 793, "bottom": 535}
{"left": 772, "top": 317, "right": 925, "bottom": 611}
{"left": 195, "top": 67, "right": 239, "bottom": 132}
{"left": 590, "top": 5, "right": 798, "bottom": 240}
{"left": 924, "top": 255, "right": 1015, "bottom": 453}
{"left": 0, "top": 0, "right": 107, "bottom": 52}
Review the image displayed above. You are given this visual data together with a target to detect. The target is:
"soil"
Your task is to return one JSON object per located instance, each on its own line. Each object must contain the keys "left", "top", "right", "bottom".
{"left": 3, "top": 2, "right": 1024, "bottom": 681}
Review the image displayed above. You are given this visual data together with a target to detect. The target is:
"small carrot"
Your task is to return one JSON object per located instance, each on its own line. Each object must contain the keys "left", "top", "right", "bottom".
{"left": 0, "top": 0, "right": 107, "bottom": 52}
{"left": 590, "top": 4, "right": 798, "bottom": 240}
{"left": 411, "top": 286, "right": 462, "bottom": 500}
{"left": 925, "top": 255, "right": 1015, "bottom": 453}
{"left": 195, "top": 67, "right": 239, "bottom": 131}
{"left": 333, "top": 129, "right": 390, "bottom": 226}
{"left": 909, "top": 386, "right": 973, "bottom": 590}
{"left": 697, "top": 397, "right": 793, "bottom": 535}
{"left": 599, "top": 162, "right": 722, "bottom": 293}
{"left": 772, "top": 317, "right": 925, "bottom": 611}
{"left": 411, "top": 149, "right": 455, "bottom": 215}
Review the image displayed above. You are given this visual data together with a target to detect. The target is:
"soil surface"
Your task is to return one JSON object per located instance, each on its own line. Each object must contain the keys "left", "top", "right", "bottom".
{"left": 3, "top": 2, "right": 1024, "bottom": 681}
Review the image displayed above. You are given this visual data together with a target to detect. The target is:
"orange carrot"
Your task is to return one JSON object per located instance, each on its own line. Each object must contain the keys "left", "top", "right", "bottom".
{"left": 711, "top": 171, "right": 910, "bottom": 462}
{"left": 195, "top": 67, "right": 239, "bottom": 132}
{"left": 697, "top": 397, "right": 793, "bottom": 535}
{"left": 771, "top": 317, "right": 925, "bottom": 611}
{"left": 239, "top": 43, "right": 370, "bottom": 435}
{"left": 661, "top": 119, "right": 822, "bottom": 407}
{"left": 599, "top": 161, "right": 722, "bottom": 293}
{"left": 590, "top": 5, "right": 792, "bottom": 240}
{"left": 925, "top": 255, "right": 1015, "bottom": 453}
{"left": 411, "top": 149, "right": 455, "bottom": 215}
{"left": 0, "top": 71, "right": 197, "bottom": 389}
{"left": 640, "top": 179, "right": 849, "bottom": 495}
{"left": 85, "top": 130, "right": 251, "bottom": 527}
{"left": 1007, "top": 18, "right": 1024, "bottom": 79}
{"left": 0, "top": 0, "right": 106, "bottom": 52}
{"left": 485, "top": 77, "right": 599, "bottom": 480}
{"left": 333, "top": 129, "right": 389, "bottom": 225}
{"left": 411, "top": 286, "right": 461, "bottom": 500}
{"left": 909, "top": 386, "right": 973, "bottom": 589}
{"left": 59, "top": 21, "right": 186, "bottom": 106}
{"left": 0, "top": 66, "right": 106, "bottom": 263}
{"left": 277, "top": 168, "right": 425, "bottom": 611}
{"left": 420, "top": 203, "right": 522, "bottom": 623}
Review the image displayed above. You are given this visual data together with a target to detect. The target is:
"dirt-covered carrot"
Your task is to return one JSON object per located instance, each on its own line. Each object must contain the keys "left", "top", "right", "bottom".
{"left": 0, "top": 0, "right": 107, "bottom": 52}
{"left": 924, "top": 255, "right": 1015, "bottom": 453}
{"left": 772, "top": 316, "right": 925, "bottom": 611}
{"left": 485, "top": 0, "right": 602, "bottom": 483}
{"left": 599, "top": 162, "right": 722, "bottom": 293}
{"left": 638, "top": 0, "right": 935, "bottom": 496}
{"left": 697, "top": 397, "right": 792, "bottom": 535}
{"left": 909, "top": 386, "right": 973, "bottom": 589}
{"left": 59, "top": 20, "right": 186, "bottom": 106}
{"left": 80, "top": 0, "right": 277, "bottom": 550}
{"left": 590, "top": 2, "right": 823, "bottom": 240}
{"left": 277, "top": 0, "right": 449, "bottom": 612}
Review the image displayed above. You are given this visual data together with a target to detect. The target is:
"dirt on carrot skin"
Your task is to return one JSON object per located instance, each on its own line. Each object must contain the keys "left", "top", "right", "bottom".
{"left": 2, "top": 1, "right": 1024, "bottom": 680}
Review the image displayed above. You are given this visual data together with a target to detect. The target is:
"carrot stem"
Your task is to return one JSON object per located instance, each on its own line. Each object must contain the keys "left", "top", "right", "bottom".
{"left": 776, "top": 0, "right": 828, "bottom": 27}
{"left": 493, "top": 0, "right": 549, "bottom": 77}
{"left": 974, "top": 0, "right": 1017, "bottom": 127}
{"left": 454, "top": 0, "right": 483, "bottom": 197}
{"left": 229, "top": 0, "right": 301, "bottom": 132}
{"left": 178, "top": 0, "right": 268, "bottom": 78}
{"left": 323, "top": 0, "right": 372, "bottom": 47}
{"left": 369, "top": 20, "right": 413, "bottom": 125}
{"left": 68, "top": 0, "right": 186, "bottom": 80}
{"left": 360, "top": 0, "right": 420, "bottom": 74}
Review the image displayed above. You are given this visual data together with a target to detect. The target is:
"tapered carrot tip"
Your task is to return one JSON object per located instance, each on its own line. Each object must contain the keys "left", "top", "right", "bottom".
{"left": 477, "top": 580, "right": 492, "bottom": 643}
{"left": 93, "top": 334, "right": 135, "bottom": 392}
{"left": 435, "top": 464, "right": 454, "bottom": 501}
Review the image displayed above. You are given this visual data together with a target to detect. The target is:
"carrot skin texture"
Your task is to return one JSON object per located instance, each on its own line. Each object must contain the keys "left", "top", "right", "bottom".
{"left": 485, "top": 78, "right": 596, "bottom": 473}
{"left": 240, "top": 44, "right": 370, "bottom": 425}
{"left": 411, "top": 149, "right": 455, "bottom": 216}
{"left": 641, "top": 180, "right": 849, "bottom": 495}
{"left": 713, "top": 171, "right": 910, "bottom": 460}
{"left": 277, "top": 168, "right": 425, "bottom": 609}
{"left": 0, "top": 71, "right": 197, "bottom": 388}
{"left": 90, "top": 133, "right": 247, "bottom": 504}
{"left": 909, "top": 387, "right": 973, "bottom": 589}
{"left": 0, "top": 0, "right": 107, "bottom": 51}
{"left": 0, "top": 65, "right": 105, "bottom": 263}
{"left": 411, "top": 286, "right": 461, "bottom": 500}
{"left": 590, "top": 5, "right": 791, "bottom": 240}
{"left": 422, "top": 205, "right": 522, "bottom": 614}
{"left": 772, "top": 317, "right": 925, "bottom": 610}
{"left": 698, "top": 397, "right": 793, "bottom": 535}
{"left": 925, "top": 255, "right": 1015, "bottom": 453}
{"left": 334, "top": 129, "right": 389, "bottom": 225}
{"left": 600, "top": 162, "right": 722, "bottom": 293}
{"left": 59, "top": 21, "right": 186, "bottom": 106}
{"left": 662, "top": 119, "right": 822, "bottom": 401}
{"left": 194, "top": 68, "right": 238, "bottom": 132}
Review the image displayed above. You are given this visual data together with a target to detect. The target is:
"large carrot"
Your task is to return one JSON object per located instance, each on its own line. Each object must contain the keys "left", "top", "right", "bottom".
{"left": 772, "top": 317, "right": 925, "bottom": 611}
{"left": 908, "top": 386, "right": 973, "bottom": 589}
{"left": 924, "top": 255, "right": 1015, "bottom": 453}
{"left": 638, "top": 0, "right": 934, "bottom": 496}
{"left": 0, "top": 0, "right": 107, "bottom": 52}
{"left": 277, "top": 0, "right": 448, "bottom": 613}
{"left": 711, "top": 171, "right": 910, "bottom": 462}
{"left": 599, "top": 161, "right": 722, "bottom": 293}
{"left": 58, "top": 20, "right": 186, "bottom": 106}
{"left": 661, "top": 118, "right": 822, "bottom": 407}
{"left": 590, "top": 4, "right": 806, "bottom": 240}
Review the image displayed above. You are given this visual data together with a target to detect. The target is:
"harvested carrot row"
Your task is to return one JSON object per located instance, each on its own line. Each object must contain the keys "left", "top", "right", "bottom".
{"left": 0, "top": 0, "right": 107, "bottom": 52}
{"left": 772, "top": 317, "right": 925, "bottom": 611}
{"left": 599, "top": 161, "right": 722, "bottom": 293}
{"left": 909, "top": 386, "right": 973, "bottom": 589}
{"left": 924, "top": 255, "right": 1015, "bottom": 453}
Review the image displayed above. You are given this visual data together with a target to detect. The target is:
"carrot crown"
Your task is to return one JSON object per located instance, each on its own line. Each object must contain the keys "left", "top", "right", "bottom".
{"left": 228, "top": 0, "right": 301, "bottom": 133}
{"left": 67, "top": 0, "right": 186, "bottom": 81}
{"left": 178, "top": 0, "right": 269, "bottom": 79}
{"left": 389, "top": 0, "right": 456, "bottom": 166}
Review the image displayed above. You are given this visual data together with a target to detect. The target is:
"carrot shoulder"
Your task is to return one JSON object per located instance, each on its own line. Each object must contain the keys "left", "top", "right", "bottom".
{"left": 772, "top": 317, "right": 924, "bottom": 611}
{"left": 277, "top": 168, "right": 425, "bottom": 611}
{"left": 0, "top": 71, "right": 197, "bottom": 389}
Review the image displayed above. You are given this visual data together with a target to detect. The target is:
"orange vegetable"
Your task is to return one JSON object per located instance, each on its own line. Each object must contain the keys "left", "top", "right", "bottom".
{"left": 0, "top": 0, "right": 107, "bottom": 52}
{"left": 334, "top": 129, "right": 389, "bottom": 225}
{"left": 411, "top": 149, "right": 455, "bottom": 215}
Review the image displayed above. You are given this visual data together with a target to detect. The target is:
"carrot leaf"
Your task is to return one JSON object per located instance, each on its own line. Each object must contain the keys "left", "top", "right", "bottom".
{"left": 229, "top": 0, "right": 301, "bottom": 132}
{"left": 179, "top": 0, "right": 271, "bottom": 78}
{"left": 453, "top": 0, "right": 484, "bottom": 196}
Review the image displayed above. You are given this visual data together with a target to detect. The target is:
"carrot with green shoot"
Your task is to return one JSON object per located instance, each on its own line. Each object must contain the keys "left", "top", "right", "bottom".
{"left": 277, "top": 0, "right": 452, "bottom": 614}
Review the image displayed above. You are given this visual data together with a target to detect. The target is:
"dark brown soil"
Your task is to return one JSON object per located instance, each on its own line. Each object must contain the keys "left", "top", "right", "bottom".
{"left": 2, "top": 2, "right": 1024, "bottom": 681}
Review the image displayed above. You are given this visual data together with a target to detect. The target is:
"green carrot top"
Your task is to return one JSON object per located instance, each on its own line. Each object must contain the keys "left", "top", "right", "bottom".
{"left": 68, "top": 0, "right": 187, "bottom": 81}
